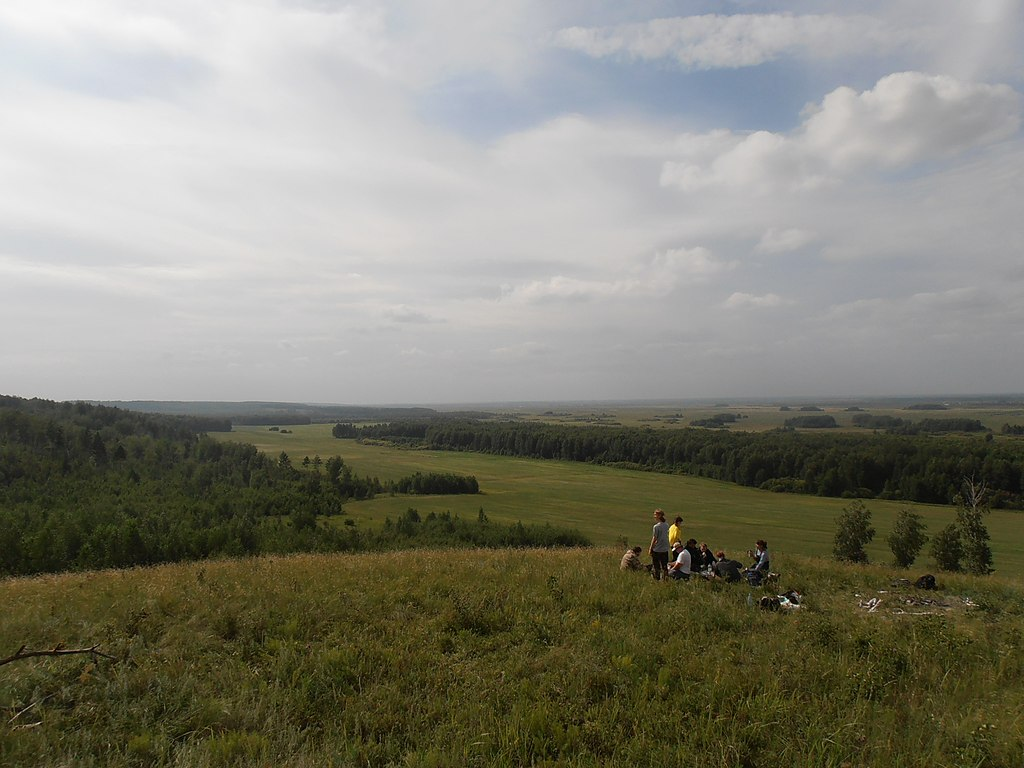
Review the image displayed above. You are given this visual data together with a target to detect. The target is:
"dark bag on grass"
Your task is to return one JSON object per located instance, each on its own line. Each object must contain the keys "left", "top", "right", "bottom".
{"left": 914, "top": 574, "right": 936, "bottom": 590}
{"left": 746, "top": 570, "right": 763, "bottom": 587}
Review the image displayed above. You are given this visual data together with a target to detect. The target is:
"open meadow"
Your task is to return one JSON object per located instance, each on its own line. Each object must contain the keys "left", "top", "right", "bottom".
{"left": 475, "top": 399, "right": 1024, "bottom": 433}
{"left": 3, "top": 548, "right": 1024, "bottom": 767}
{"left": 218, "top": 425, "right": 1024, "bottom": 580}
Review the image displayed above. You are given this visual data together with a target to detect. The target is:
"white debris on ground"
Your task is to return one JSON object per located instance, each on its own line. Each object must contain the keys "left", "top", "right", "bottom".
{"left": 855, "top": 591, "right": 979, "bottom": 616}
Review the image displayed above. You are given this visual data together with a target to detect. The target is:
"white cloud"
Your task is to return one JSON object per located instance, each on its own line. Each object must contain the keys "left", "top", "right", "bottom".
{"left": 1, "top": 1, "right": 1023, "bottom": 402}
{"left": 723, "top": 292, "right": 787, "bottom": 309}
{"left": 803, "top": 72, "right": 1022, "bottom": 171}
{"left": 652, "top": 247, "right": 735, "bottom": 280}
{"left": 553, "top": 13, "right": 904, "bottom": 71}
{"left": 756, "top": 228, "right": 815, "bottom": 254}
{"left": 661, "top": 72, "right": 1022, "bottom": 193}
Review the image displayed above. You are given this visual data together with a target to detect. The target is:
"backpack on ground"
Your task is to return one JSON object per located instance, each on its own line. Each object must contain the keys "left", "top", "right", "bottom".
{"left": 914, "top": 574, "right": 937, "bottom": 590}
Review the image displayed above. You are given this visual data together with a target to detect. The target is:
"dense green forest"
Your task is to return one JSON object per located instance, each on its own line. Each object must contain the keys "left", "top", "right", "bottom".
{"left": 0, "top": 397, "right": 584, "bottom": 577}
{"left": 348, "top": 419, "right": 1024, "bottom": 508}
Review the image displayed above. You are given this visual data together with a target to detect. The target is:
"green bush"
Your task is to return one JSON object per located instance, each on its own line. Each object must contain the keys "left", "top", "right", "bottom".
{"left": 931, "top": 523, "right": 963, "bottom": 571}
{"left": 887, "top": 508, "right": 928, "bottom": 568}
{"left": 833, "top": 500, "right": 875, "bottom": 563}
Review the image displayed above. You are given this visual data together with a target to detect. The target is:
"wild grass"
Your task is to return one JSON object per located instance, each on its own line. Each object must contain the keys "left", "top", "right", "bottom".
{"left": 217, "top": 426, "right": 1024, "bottom": 579}
{"left": 2, "top": 549, "right": 1023, "bottom": 767}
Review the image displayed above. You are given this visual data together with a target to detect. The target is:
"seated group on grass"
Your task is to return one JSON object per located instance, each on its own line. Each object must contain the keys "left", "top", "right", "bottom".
{"left": 620, "top": 537, "right": 771, "bottom": 586}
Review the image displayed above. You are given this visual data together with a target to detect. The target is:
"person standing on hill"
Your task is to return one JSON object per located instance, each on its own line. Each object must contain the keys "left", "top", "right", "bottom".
{"left": 649, "top": 508, "right": 671, "bottom": 580}
{"left": 668, "top": 516, "right": 683, "bottom": 551}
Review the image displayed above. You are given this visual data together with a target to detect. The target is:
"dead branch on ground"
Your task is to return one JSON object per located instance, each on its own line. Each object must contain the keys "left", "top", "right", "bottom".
{"left": 0, "top": 644, "right": 117, "bottom": 667}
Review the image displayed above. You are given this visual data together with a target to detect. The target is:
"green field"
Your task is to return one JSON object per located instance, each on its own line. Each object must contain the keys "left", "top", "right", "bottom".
{"left": 217, "top": 425, "right": 1024, "bottom": 580}
{"left": 3, "top": 547, "right": 1024, "bottom": 767}
{"left": 503, "top": 401, "right": 1024, "bottom": 433}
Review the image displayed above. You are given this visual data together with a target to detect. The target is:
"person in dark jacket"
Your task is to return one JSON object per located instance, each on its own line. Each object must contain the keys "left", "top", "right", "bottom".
{"left": 711, "top": 551, "right": 744, "bottom": 583}
{"left": 697, "top": 541, "right": 716, "bottom": 573}
{"left": 683, "top": 539, "right": 702, "bottom": 576}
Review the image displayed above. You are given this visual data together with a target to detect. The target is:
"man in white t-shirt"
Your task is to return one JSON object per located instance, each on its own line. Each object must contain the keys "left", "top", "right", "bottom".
{"left": 667, "top": 540, "right": 692, "bottom": 581}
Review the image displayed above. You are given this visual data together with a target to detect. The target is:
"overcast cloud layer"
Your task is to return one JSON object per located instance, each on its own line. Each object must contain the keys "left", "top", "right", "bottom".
{"left": 2, "top": 0, "right": 1022, "bottom": 404}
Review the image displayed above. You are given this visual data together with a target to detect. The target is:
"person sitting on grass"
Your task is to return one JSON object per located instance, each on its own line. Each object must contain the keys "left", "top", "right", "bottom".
{"left": 697, "top": 541, "right": 716, "bottom": 573}
{"left": 667, "top": 540, "right": 692, "bottom": 581}
{"left": 684, "top": 538, "right": 702, "bottom": 576}
{"left": 620, "top": 546, "right": 646, "bottom": 572}
{"left": 746, "top": 540, "right": 770, "bottom": 574}
{"left": 744, "top": 540, "right": 771, "bottom": 586}
{"left": 711, "top": 551, "right": 744, "bottom": 583}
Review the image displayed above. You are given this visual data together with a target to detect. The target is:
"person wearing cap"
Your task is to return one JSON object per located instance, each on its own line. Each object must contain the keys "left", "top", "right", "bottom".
{"left": 649, "top": 509, "right": 671, "bottom": 580}
{"left": 667, "top": 540, "right": 692, "bottom": 580}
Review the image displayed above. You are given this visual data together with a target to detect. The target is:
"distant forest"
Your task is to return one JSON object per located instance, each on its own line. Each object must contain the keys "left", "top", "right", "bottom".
{"left": 344, "top": 420, "right": 1024, "bottom": 509}
{"left": 0, "top": 397, "right": 584, "bottom": 577}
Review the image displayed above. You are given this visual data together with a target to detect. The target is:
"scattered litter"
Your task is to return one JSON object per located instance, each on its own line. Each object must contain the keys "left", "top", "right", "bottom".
{"left": 757, "top": 590, "right": 802, "bottom": 611}
{"left": 858, "top": 588, "right": 979, "bottom": 616}
{"left": 860, "top": 597, "right": 883, "bottom": 612}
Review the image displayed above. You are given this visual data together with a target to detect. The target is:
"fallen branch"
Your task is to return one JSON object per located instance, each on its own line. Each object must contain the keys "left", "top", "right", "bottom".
{"left": 0, "top": 644, "right": 117, "bottom": 667}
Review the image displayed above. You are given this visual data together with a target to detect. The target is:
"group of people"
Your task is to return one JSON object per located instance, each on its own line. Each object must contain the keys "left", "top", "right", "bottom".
{"left": 619, "top": 508, "right": 771, "bottom": 585}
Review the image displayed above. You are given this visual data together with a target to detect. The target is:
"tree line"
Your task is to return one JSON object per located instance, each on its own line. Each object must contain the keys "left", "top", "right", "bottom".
{"left": 0, "top": 397, "right": 580, "bottom": 577}
{"left": 343, "top": 420, "right": 1024, "bottom": 508}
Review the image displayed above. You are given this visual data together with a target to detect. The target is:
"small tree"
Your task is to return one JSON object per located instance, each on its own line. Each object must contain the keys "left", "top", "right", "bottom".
{"left": 833, "top": 500, "right": 875, "bottom": 563}
{"left": 887, "top": 508, "right": 929, "bottom": 568}
{"left": 931, "top": 523, "right": 963, "bottom": 572}
{"left": 956, "top": 478, "right": 994, "bottom": 575}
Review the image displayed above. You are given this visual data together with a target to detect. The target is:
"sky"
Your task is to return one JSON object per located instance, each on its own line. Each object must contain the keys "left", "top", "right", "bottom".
{"left": 1, "top": 0, "right": 1022, "bottom": 405}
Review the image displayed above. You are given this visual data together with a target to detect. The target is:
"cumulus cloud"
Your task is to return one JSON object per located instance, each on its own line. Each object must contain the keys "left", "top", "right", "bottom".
{"left": 500, "top": 246, "right": 735, "bottom": 305}
{"left": 1, "top": 1, "right": 1023, "bottom": 402}
{"left": 661, "top": 72, "right": 1022, "bottom": 193}
{"left": 553, "top": 13, "right": 906, "bottom": 70}
{"left": 503, "top": 275, "right": 646, "bottom": 304}
{"left": 802, "top": 72, "right": 1021, "bottom": 171}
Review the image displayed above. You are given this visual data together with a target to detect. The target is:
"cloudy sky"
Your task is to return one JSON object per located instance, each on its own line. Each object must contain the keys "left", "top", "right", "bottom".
{"left": 2, "top": 1, "right": 1022, "bottom": 404}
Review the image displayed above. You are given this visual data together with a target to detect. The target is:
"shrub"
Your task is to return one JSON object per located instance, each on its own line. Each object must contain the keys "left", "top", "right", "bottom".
{"left": 931, "top": 523, "right": 963, "bottom": 572}
{"left": 832, "top": 500, "right": 874, "bottom": 563}
{"left": 887, "top": 508, "right": 928, "bottom": 568}
{"left": 956, "top": 480, "right": 994, "bottom": 575}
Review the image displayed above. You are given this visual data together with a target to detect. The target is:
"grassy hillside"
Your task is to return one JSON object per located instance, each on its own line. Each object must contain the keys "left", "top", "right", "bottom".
{"left": 217, "top": 426, "right": 1024, "bottom": 579}
{"left": 2, "top": 549, "right": 1023, "bottom": 767}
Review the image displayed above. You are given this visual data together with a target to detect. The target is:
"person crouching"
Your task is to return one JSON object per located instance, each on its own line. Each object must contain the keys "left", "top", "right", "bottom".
{"left": 667, "top": 540, "right": 692, "bottom": 581}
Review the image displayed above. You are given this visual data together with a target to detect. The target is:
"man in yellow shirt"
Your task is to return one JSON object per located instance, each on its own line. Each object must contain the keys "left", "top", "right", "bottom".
{"left": 668, "top": 516, "right": 683, "bottom": 551}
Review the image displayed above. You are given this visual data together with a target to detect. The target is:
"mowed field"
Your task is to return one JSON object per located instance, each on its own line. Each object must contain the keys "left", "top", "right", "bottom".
{"left": 217, "top": 424, "right": 1024, "bottom": 579}
{"left": 504, "top": 401, "right": 1024, "bottom": 432}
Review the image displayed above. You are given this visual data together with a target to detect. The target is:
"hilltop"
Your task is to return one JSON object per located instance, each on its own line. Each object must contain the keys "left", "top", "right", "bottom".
{"left": 2, "top": 548, "right": 1022, "bottom": 767}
